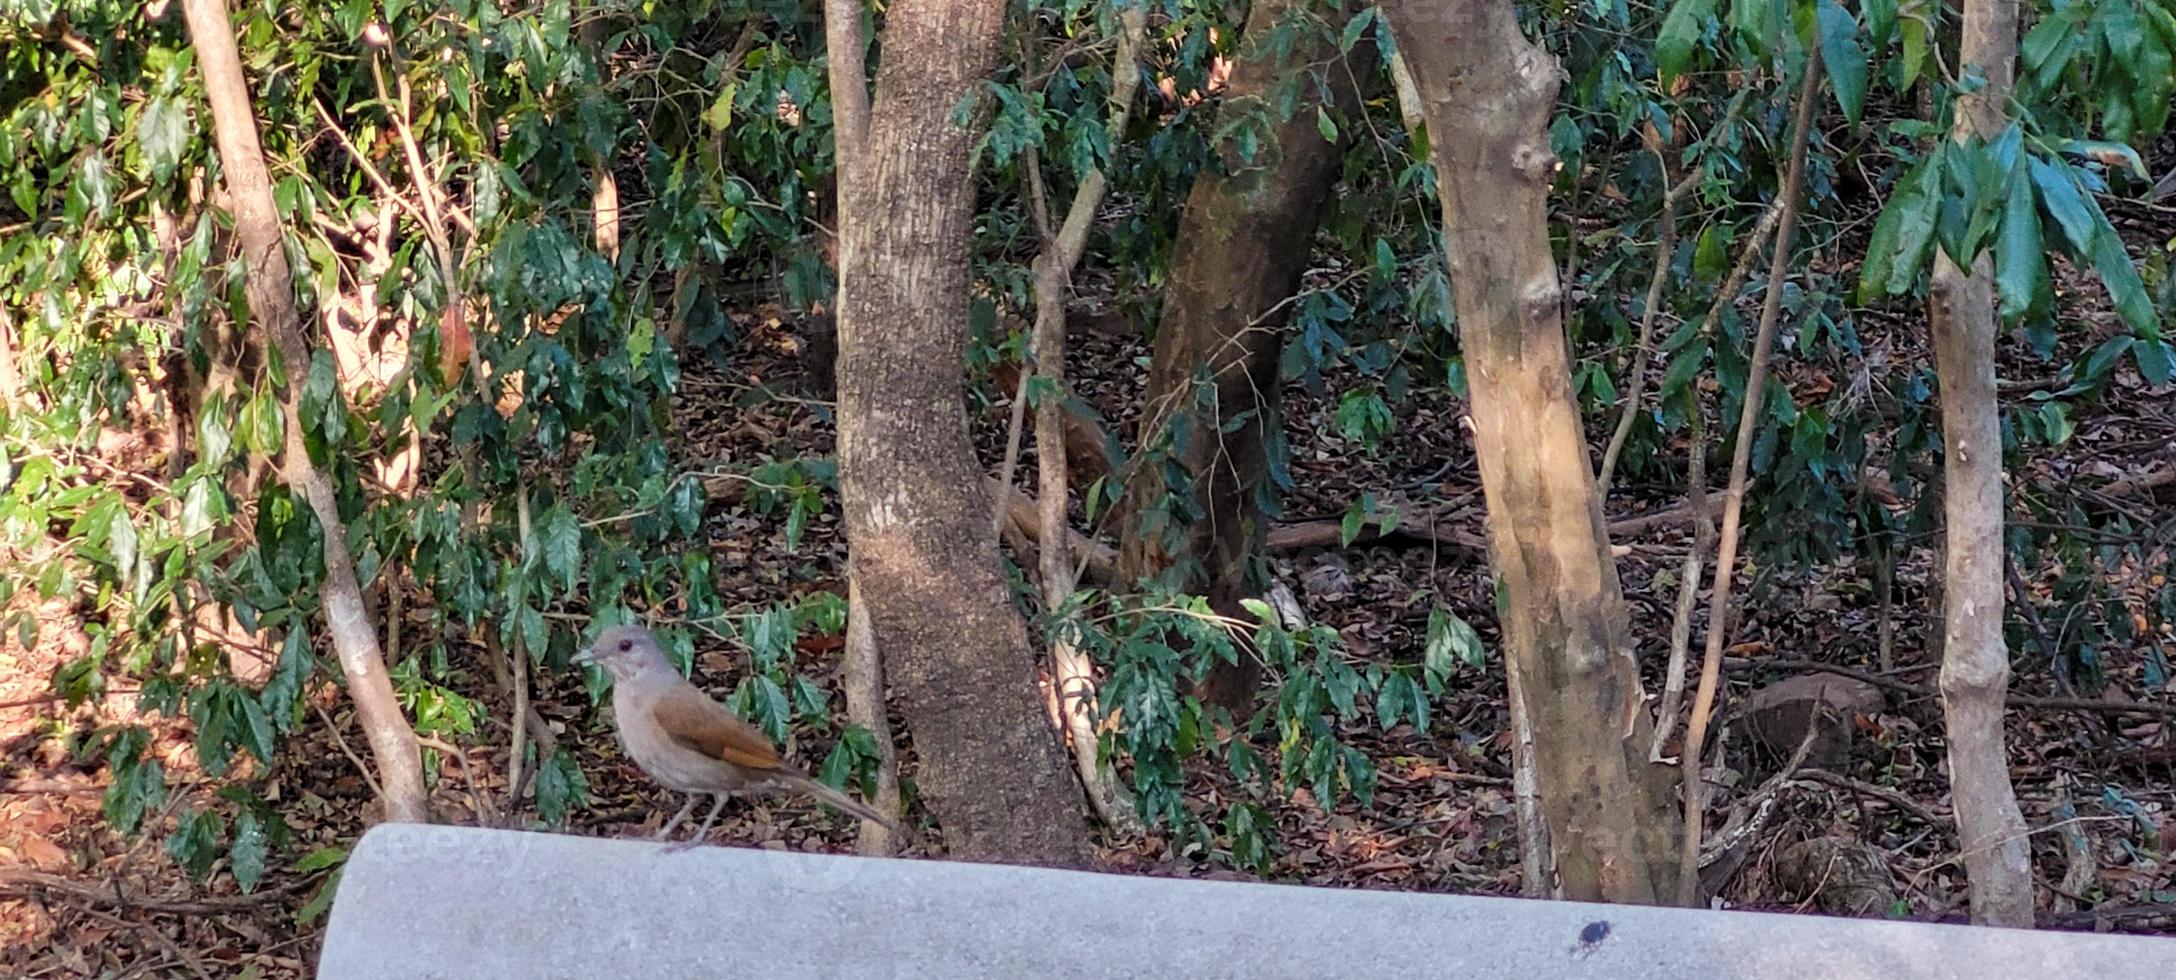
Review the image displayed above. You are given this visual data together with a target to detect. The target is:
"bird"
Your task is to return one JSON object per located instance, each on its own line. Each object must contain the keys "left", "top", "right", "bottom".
{"left": 573, "top": 623, "right": 897, "bottom": 850}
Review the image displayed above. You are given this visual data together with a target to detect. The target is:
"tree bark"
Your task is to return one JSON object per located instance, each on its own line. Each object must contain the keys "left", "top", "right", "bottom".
{"left": 1929, "top": 0, "right": 2034, "bottom": 928}
{"left": 836, "top": 0, "right": 1091, "bottom": 864}
{"left": 180, "top": 0, "right": 430, "bottom": 824}
{"left": 824, "top": 0, "right": 903, "bottom": 858}
{"left": 1381, "top": 0, "right": 1680, "bottom": 904}
{"left": 1118, "top": 0, "right": 1374, "bottom": 714}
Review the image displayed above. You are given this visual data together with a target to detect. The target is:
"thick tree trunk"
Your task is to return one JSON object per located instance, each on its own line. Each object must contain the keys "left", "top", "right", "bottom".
{"left": 836, "top": 0, "right": 1091, "bottom": 865}
{"left": 1381, "top": 0, "right": 1680, "bottom": 903}
{"left": 1118, "top": 0, "right": 1373, "bottom": 713}
{"left": 1930, "top": 0, "right": 2034, "bottom": 928}
{"left": 181, "top": 0, "right": 430, "bottom": 824}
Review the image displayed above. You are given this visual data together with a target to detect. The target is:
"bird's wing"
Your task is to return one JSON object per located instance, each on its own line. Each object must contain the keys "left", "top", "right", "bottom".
{"left": 650, "top": 686, "right": 783, "bottom": 771}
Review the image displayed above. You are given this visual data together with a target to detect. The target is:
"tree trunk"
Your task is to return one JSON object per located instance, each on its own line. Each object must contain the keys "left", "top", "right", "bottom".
{"left": 824, "top": 0, "right": 902, "bottom": 858}
{"left": 835, "top": 0, "right": 1091, "bottom": 865}
{"left": 180, "top": 0, "right": 430, "bottom": 825}
{"left": 1381, "top": 0, "right": 1680, "bottom": 904}
{"left": 1929, "top": 0, "right": 2034, "bottom": 928}
{"left": 1118, "top": 0, "right": 1374, "bottom": 714}
{"left": 1027, "top": 5, "right": 1150, "bottom": 833}
{"left": 0, "top": 304, "right": 21, "bottom": 409}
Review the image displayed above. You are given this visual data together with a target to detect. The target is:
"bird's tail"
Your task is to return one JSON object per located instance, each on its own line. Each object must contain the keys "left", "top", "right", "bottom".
{"left": 786, "top": 773, "right": 902, "bottom": 835}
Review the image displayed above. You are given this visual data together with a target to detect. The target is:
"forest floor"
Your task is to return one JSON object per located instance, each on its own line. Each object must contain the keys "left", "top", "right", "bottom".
{"left": 6, "top": 188, "right": 2176, "bottom": 977}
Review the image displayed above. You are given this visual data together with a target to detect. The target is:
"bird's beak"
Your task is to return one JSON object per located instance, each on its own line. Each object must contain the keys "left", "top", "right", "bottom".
{"left": 572, "top": 646, "right": 595, "bottom": 666}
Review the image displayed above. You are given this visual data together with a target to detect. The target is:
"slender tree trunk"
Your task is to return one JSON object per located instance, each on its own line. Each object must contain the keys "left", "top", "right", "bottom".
{"left": 1118, "top": 0, "right": 1374, "bottom": 713}
{"left": 1027, "top": 6, "right": 1150, "bottom": 833}
{"left": 0, "top": 304, "right": 21, "bottom": 409}
{"left": 1381, "top": 0, "right": 1680, "bottom": 904}
{"left": 836, "top": 0, "right": 1091, "bottom": 864}
{"left": 824, "top": 0, "right": 902, "bottom": 858}
{"left": 1930, "top": 0, "right": 2034, "bottom": 928}
{"left": 1677, "top": 48, "right": 1823, "bottom": 905}
{"left": 580, "top": 13, "right": 621, "bottom": 265}
{"left": 181, "top": 0, "right": 430, "bottom": 825}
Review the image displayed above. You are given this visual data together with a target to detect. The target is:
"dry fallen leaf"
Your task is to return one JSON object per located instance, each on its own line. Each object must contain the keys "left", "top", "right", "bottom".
{"left": 16, "top": 833, "right": 69, "bottom": 870}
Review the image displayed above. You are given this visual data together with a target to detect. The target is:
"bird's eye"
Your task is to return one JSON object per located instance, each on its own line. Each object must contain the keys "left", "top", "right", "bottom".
{"left": 618, "top": 639, "right": 632, "bottom": 652}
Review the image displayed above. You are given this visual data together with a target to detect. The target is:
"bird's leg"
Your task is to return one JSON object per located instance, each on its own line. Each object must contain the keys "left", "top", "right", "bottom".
{"left": 654, "top": 795, "right": 699, "bottom": 841}
{"left": 662, "top": 794, "right": 730, "bottom": 854}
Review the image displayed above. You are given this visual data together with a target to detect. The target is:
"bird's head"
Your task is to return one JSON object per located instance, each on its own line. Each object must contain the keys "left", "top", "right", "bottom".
{"left": 573, "top": 624, "right": 675, "bottom": 683}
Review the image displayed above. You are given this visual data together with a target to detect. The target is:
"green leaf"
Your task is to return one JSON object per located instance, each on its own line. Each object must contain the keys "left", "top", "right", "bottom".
{"left": 1815, "top": 0, "right": 1869, "bottom": 126}
{"left": 139, "top": 96, "right": 190, "bottom": 184}
{"left": 534, "top": 748, "right": 590, "bottom": 825}
{"left": 297, "top": 868, "right": 342, "bottom": 926}
{"left": 627, "top": 316, "right": 659, "bottom": 371}
{"left": 2102, "top": 0, "right": 2145, "bottom": 64}
{"left": 102, "top": 729, "right": 166, "bottom": 835}
{"left": 1658, "top": 0, "right": 1721, "bottom": 84}
{"left": 2029, "top": 156, "right": 2098, "bottom": 256}
{"left": 235, "top": 691, "right": 276, "bottom": 765}
{"left": 1315, "top": 106, "right": 1338, "bottom": 143}
{"left": 538, "top": 504, "right": 582, "bottom": 592}
{"left": 2060, "top": 140, "right": 2150, "bottom": 181}
{"left": 292, "top": 846, "right": 348, "bottom": 873}
{"left": 790, "top": 675, "right": 829, "bottom": 725}
{"left": 818, "top": 740, "right": 854, "bottom": 790}
{"left": 242, "top": 391, "right": 284, "bottom": 454}
{"left": 1862, "top": 0, "right": 1896, "bottom": 47}
{"left": 1693, "top": 224, "right": 1729, "bottom": 281}
{"left": 1424, "top": 606, "right": 1486, "bottom": 677}
{"left": 1995, "top": 169, "right": 2046, "bottom": 321}
{"left": 231, "top": 810, "right": 269, "bottom": 893}
{"left": 1858, "top": 186, "right": 1906, "bottom": 302}
{"left": 2085, "top": 208, "right": 2158, "bottom": 336}
{"left": 2023, "top": 6, "right": 2084, "bottom": 91}
{"left": 2134, "top": 339, "right": 2174, "bottom": 386}
{"left": 2037, "top": 401, "right": 2075, "bottom": 445}
{"left": 1899, "top": 13, "right": 1928, "bottom": 90}
{"left": 260, "top": 629, "right": 313, "bottom": 732}
{"left": 1886, "top": 156, "right": 1944, "bottom": 294}
{"left": 1340, "top": 8, "right": 1377, "bottom": 53}
{"left": 1340, "top": 498, "right": 1367, "bottom": 547}
{"left": 703, "top": 82, "right": 738, "bottom": 130}
{"left": 165, "top": 808, "right": 224, "bottom": 879}
{"left": 1733, "top": 0, "right": 1785, "bottom": 62}
{"left": 842, "top": 724, "right": 879, "bottom": 759}
{"left": 1658, "top": 338, "right": 1710, "bottom": 397}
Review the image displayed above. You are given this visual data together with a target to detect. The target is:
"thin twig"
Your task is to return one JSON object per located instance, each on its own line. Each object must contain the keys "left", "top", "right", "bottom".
{"left": 63, "top": 902, "right": 216, "bottom": 980}
{"left": 310, "top": 698, "right": 387, "bottom": 801}
{"left": 417, "top": 734, "right": 491, "bottom": 825}
{"left": 1599, "top": 85, "right": 1756, "bottom": 491}
{"left": 1598, "top": 165, "right": 1699, "bottom": 490}
{"left": 1731, "top": 656, "right": 2176, "bottom": 720}
{"left": 991, "top": 353, "right": 1035, "bottom": 539}
{"left": 1793, "top": 768, "right": 1949, "bottom": 832}
{"left": 1649, "top": 396, "right": 1713, "bottom": 759}
{"left": 0, "top": 868, "right": 315, "bottom": 913}
{"left": 1679, "top": 47, "right": 1825, "bottom": 906}
{"left": 507, "top": 489, "right": 535, "bottom": 819}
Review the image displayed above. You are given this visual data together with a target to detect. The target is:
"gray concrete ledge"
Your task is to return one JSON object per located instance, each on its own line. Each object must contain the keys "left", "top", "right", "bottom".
{"left": 319, "top": 824, "right": 2174, "bottom": 979}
